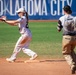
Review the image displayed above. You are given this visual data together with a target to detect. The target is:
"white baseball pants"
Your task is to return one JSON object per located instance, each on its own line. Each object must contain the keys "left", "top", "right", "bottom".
{"left": 10, "top": 33, "right": 37, "bottom": 60}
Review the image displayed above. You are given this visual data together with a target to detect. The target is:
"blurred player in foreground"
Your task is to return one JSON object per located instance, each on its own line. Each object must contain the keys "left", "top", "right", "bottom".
{"left": 1, "top": 8, "right": 38, "bottom": 62}
{"left": 57, "top": 5, "right": 76, "bottom": 74}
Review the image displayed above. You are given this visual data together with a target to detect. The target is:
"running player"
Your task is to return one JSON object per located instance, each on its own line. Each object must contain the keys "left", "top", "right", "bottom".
{"left": 57, "top": 5, "right": 76, "bottom": 74}
{"left": 2, "top": 8, "right": 38, "bottom": 62}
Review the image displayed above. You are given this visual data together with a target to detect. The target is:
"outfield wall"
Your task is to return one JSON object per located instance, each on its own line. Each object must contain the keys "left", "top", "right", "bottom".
{"left": 0, "top": 0, "right": 76, "bottom": 20}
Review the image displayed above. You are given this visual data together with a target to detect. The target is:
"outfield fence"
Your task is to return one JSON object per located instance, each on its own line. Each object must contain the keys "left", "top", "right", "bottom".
{"left": 0, "top": 0, "right": 76, "bottom": 20}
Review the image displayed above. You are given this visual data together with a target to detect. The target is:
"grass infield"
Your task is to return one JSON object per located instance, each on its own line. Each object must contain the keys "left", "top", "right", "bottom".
{"left": 0, "top": 21, "right": 64, "bottom": 59}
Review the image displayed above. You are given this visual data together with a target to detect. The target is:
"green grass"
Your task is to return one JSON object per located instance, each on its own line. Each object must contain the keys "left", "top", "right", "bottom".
{"left": 0, "top": 21, "right": 63, "bottom": 59}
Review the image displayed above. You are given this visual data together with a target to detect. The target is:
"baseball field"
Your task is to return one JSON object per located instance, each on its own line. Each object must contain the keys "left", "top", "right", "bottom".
{"left": 0, "top": 21, "right": 62, "bottom": 58}
{"left": 0, "top": 21, "right": 74, "bottom": 75}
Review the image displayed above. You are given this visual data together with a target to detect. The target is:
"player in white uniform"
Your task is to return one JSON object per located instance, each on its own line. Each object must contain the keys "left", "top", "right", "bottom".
{"left": 57, "top": 5, "right": 76, "bottom": 74}
{"left": 2, "top": 8, "right": 38, "bottom": 62}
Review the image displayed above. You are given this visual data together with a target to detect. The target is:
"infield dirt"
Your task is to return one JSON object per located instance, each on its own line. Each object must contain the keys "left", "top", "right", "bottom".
{"left": 0, "top": 58, "right": 74, "bottom": 75}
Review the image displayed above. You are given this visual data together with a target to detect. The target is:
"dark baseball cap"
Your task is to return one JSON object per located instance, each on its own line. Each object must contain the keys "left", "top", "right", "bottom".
{"left": 63, "top": 5, "right": 72, "bottom": 14}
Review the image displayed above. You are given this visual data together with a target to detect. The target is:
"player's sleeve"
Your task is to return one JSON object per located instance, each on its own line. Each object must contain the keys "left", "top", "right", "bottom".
{"left": 57, "top": 19, "right": 63, "bottom": 32}
{"left": 17, "top": 17, "right": 25, "bottom": 23}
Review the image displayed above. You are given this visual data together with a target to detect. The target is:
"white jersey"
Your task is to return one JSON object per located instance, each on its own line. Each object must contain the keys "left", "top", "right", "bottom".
{"left": 58, "top": 14, "right": 76, "bottom": 35}
{"left": 17, "top": 16, "right": 32, "bottom": 37}
{"left": 59, "top": 14, "right": 74, "bottom": 28}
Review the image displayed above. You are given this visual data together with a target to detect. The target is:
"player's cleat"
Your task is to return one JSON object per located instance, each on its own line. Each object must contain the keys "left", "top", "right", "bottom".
{"left": 30, "top": 54, "right": 38, "bottom": 60}
{"left": 6, "top": 58, "right": 16, "bottom": 62}
{"left": 71, "top": 66, "right": 76, "bottom": 74}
